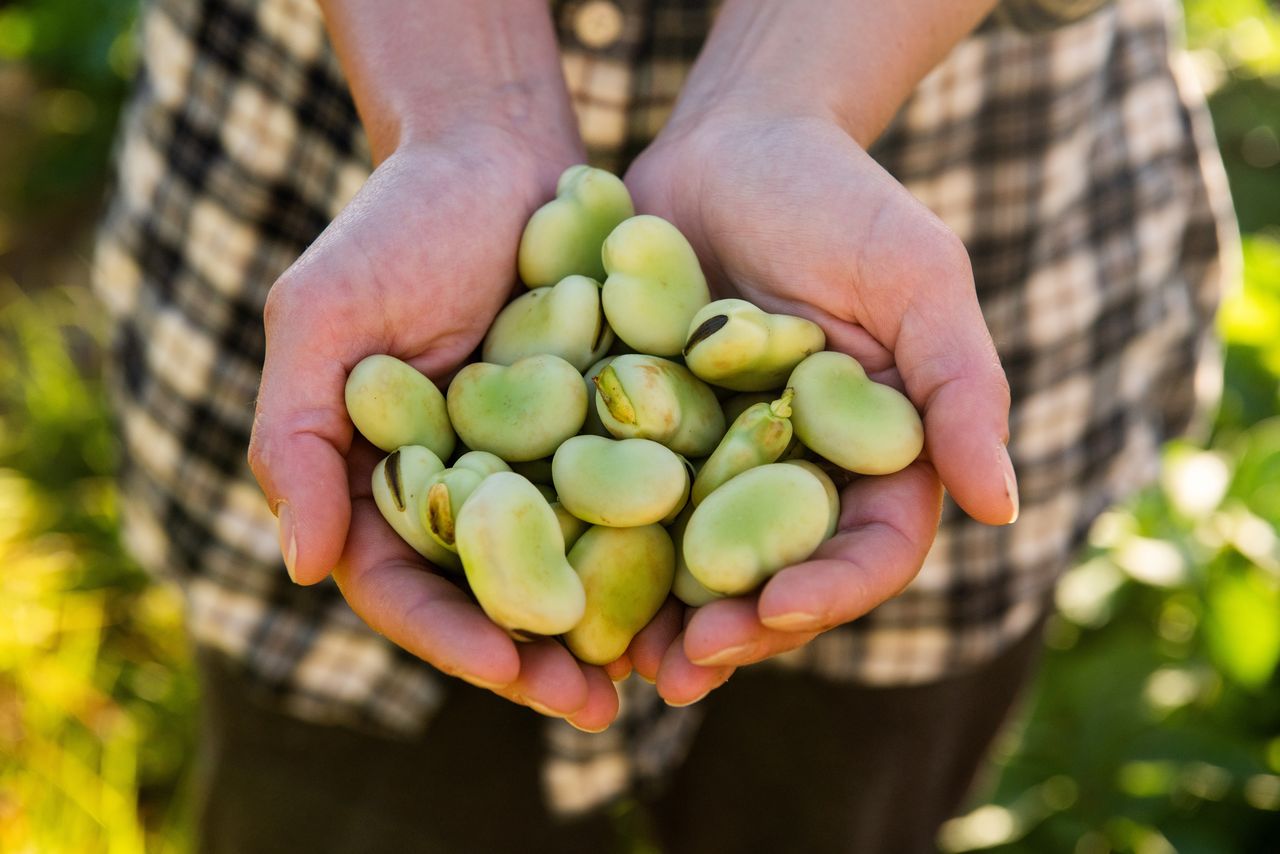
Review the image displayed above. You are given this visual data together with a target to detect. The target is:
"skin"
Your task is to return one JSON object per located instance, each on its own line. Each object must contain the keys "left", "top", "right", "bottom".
{"left": 247, "top": 0, "right": 616, "bottom": 729}
{"left": 249, "top": 0, "right": 1014, "bottom": 724}
{"left": 619, "top": 0, "right": 1017, "bottom": 705}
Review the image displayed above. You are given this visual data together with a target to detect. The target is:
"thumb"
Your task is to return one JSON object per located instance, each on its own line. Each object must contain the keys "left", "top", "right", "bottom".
{"left": 248, "top": 284, "right": 356, "bottom": 585}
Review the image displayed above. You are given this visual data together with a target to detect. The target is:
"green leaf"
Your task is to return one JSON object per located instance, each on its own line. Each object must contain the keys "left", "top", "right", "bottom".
{"left": 1204, "top": 568, "right": 1280, "bottom": 689}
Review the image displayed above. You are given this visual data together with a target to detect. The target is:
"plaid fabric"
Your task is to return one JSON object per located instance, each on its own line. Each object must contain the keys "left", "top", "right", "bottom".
{"left": 93, "top": 0, "right": 1233, "bottom": 813}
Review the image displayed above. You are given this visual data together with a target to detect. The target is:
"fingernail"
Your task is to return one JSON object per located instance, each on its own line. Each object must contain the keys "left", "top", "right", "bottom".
{"left": 761, "top": 612, "right": 821, "bottom": 632}
{"left": 277, "top": 501, "right": 298, "bottom": 582}
{"left": 522, "top": 697, "right": 565, "bottom": 719}
{"left": 666, "top": 690, "right": 710, "bottom": 708}
{"left": 691, "top": 644, "right": 751, "bottom": 667}
{"left": 636, "top": 672, "right": 656, "bottom": 685}
{"left": 568, "top": 719, "right": 608, "bottom": 734}
{"left": 997, "top": 443, "right": 1020, "bottom": 525}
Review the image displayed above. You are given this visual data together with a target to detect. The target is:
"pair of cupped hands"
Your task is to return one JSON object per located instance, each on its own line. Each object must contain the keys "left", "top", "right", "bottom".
{"left": 247, "top": 108, "right": 1018, "bottom": 732}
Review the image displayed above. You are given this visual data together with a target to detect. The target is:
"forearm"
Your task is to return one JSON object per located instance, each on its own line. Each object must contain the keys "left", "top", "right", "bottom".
{"left": 319, "top": 0, "right": 582, "bottom": 165}
{"left": 673, "top": 0, "right": 997, "bottom": 146}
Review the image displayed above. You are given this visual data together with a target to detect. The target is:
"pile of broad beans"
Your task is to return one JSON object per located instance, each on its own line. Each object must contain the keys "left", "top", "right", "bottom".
{"left": 345, "top": 166, "right": 923, "bottom": 664}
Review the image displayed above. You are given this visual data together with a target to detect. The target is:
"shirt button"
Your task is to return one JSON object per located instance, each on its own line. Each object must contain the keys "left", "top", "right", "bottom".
{"left": 574, "top": 0, "right": 624, "bottom": 49}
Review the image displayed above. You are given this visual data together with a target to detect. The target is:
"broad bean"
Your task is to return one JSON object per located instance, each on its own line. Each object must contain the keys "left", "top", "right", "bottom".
{"left": 787, "top": 351, "right": 923, "bottom": 475}
{"left": 446, "top": 354, "right": 587, "bottom": 462}
{"left": 482, "top": 275, "right": 613, "bottom": 371}
{"left": 518, "top": 166, "right": 634, "bottom": 287}
{"left": 601, "top": 216, "right": 710, "bottom": 356}
{"left": 455, "top": 472, "right": 586, "bottom": 637}
{"left": 684, "top": 299, "right": 825, "bottom": 391}
{"left": 564, "top": 524, "right": 675, "bottom": 664}
{"left": 593, "top": 354, "right": 725, "bottom": 457}
{"left": 683, "top": 462, "right": 834, "bottom": 595}
{"left": 346, "top": 355, "right": 455, "bottom": 460}
{"left": 552, "top": 435, "right": 689, "bottom": 527}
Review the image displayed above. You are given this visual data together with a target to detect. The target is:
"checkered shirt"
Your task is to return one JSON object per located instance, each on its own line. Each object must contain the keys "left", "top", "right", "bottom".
{"left": 93, "top": 0, "right": 1234, "bottom": 813}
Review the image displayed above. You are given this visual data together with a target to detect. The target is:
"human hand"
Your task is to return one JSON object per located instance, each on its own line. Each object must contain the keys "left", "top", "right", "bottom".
{"left": 246, "top": 133, "right": 620, "bottom": 729}
{"left": 622, "top": 109, "right": 1016, "bottom": 704}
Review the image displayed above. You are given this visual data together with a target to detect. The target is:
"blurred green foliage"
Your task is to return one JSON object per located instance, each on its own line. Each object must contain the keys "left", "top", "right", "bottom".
{"left": 0, "top": 0, "right": 135, "bottom": 275}
{"left": 1, "top": 1, "right": 1279, "bottom": 852}
{"left": 0, "top": 285, "right": 197, "bottom": 853}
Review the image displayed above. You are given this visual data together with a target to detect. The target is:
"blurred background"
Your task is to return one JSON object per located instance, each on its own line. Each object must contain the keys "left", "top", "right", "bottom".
{"left": 1, "top": 1, "right": 1279, "bottom": 852}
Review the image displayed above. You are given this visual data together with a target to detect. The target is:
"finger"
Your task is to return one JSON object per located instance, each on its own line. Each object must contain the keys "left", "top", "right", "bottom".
{"left": 501, "top": 640, "right": 590, "bottom": 718}
{"left": 683, "top": 596, "right": 818, "bottom": 667}
{"left": 566, "top": 665, "right": 621, "bottom": 733}
{"left": 883, "top": 227, "right": 1016, "bottom": 525}
{"left": 248, "top": 280, "right": 364, "bottom": 585}
{"left": 758, "top": 461, "right": 943, "bottom": 632}
{"left": 332, "top": 452, "right": 521, "bottom": 689}
{"left": 603, "top": 655, "right": 633, "bottom": 682}
{"left": 655, "top": 630, "right": 734, "bottom": 707}
{"left": 627, "top": 598, "right": 683, "bottom": 683}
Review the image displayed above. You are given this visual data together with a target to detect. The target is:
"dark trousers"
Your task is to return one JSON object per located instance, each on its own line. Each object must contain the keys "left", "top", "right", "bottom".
{"left": 195, "top": 624, "right": 1043, "bottom": 854}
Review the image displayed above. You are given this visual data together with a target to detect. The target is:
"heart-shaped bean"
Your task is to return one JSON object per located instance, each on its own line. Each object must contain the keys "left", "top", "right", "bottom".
{"left": 371, "top": 445, "right": 460, "bottom": 572}
{"left": 482, "top": 275, "right": 614, "bottom": 371}
{"left": 552, "top": 435, "right": 689, "bottom": 527}
{"left": 601, "top": 215, "right": 711, "bottom": 356}
{"left": 455, "top": 472, "right": 586, "bottom": 638}
{"left": 564, "top": 524, "right": 675, "bottom": 664}
{"left": 518, "top": 165, "right": 634, "bottom": 288}
{"left": 346, "top": 355, "right": 455, "bottom": 460}
{"left": 787, "top": 351, "right": 924, "bottom": 475}
{"left": 684, "top": 462, "right": 835, "bottom": 595}
{"left": 594, "top": 354, "right": 725, "bottom": 457}
{"left": 683, "top": 299, "right": 826, "bottom": 391}
{"left": 446, "top": 354, "right": 587, "bottom": 462}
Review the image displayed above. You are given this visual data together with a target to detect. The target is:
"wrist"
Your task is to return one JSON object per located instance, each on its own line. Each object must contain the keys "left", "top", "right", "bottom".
{"left": 671, "top": 0, "right": 998, "bottom": 148}
{"left": 320, "top": 0, "right": 583, "bottom": 165}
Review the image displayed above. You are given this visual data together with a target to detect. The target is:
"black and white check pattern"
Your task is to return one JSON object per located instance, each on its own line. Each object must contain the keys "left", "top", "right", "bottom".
{"left": 94, "top": 0, "right": 1233, "bottom": 812}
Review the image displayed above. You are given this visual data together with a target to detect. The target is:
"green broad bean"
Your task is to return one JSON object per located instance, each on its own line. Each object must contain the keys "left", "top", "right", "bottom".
{"left": 371, "top": 445, "right": 460, "bottom": 572}
{"left": 691, "top": 389, "right": 794, "bottom": 506}
{"left": 683, "top": 462, "right": 834, "bottom": 595}
{"left": 787, "top": 351, "right": 924, "bottom": 475}
{"left": 552, "top": 435, "right": 689, "bottom": 527}
{"left": 667, "top": 505, "right": 724, "bottom": 608}
{"left": 420, "top": 451, "right": 511, "bottom": 552}
{"left": 601, "top": 215, "right": 710, "bottom": 356}
{"left": 551, "top": 502, "right": 589, "bottom": 550}
{"left": 593, "top": 354, "right": 725, "bottom": 457}
{"left": 564, "top": 524, "right": 675, "bottom": 665}
{"left": 580, "top": 356, "right": 615, "bottom": 437}
{"left": 721, "top": 392, "right": 775, "bottom": 425}
{"left": 518, "top": 166, "right": 634, "bottom": 287}
{"left": 783, "top": 459, "right": 840, "bottom": 539}
{"left": 683, "top": 299, "right": 826, "bottom": 391}
{"left": 482, "top": 275, "right": 613, "bottom": 371}
{"left": 455, "top": 472, "right": 586, "bottom": 638}
{"left": 446, "top": 354, "right": 587, "bottom": 462}
{"left": 345, "top": 354, "right": 455, "bottom": 460}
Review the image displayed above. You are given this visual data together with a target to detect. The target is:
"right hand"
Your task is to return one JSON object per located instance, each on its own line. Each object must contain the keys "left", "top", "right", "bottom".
{"left": 247, "top": 130, "right": 620, "bottom": 731}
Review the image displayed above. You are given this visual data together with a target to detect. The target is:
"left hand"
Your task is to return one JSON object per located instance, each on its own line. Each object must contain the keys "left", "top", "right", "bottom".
{"left": 621, "top": 108, "right": 1017, "bottom": 705}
